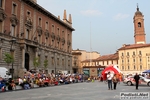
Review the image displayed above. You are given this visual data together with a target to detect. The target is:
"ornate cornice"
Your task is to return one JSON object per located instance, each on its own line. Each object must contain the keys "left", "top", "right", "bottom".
{"left": 51, "top": 32, "right": 55, "bottom": 40}
{"left": 61, "top": 37, "right": 65, "bottom": 45}
{"left": 67, "top": 40, "right": 71, "bottom": 46}
{"left": 0, "top": 8, "right": 6, "bottom": 22}
{"left": 56, "top": 35, "right": 60, "bottom": 42}
{"left": 37, "top": 26, "right": 42, "bottom": 36}
{"left": 25, "top": 16, "right": 33, "bottom": 29}
{"left": 10, "top": 14, "right": 19, "bottom": 26}
{"left": 22, "top": 0, "right": 75, "bottom": 31}
{"left": 45, "top": 30, "right": 50, "bottom": 38}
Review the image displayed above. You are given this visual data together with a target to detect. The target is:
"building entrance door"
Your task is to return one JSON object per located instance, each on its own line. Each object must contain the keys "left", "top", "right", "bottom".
{"left": 25, "top": 53, "right": 29, "bottom": 71}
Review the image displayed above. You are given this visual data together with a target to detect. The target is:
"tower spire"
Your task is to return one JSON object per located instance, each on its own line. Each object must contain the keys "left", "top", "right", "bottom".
{"left": 137, "top": 3, "right": 139, "bottom": 11}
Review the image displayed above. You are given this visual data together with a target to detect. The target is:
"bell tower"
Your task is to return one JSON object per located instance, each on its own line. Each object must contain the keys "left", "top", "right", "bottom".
{"left": 133, "top": 4, "right": 146, "bottom": 44}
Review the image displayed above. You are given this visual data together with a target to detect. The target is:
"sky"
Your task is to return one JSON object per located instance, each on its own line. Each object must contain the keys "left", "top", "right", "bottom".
{"left": 37, "top": 0, "right": 150, "bottom": 55}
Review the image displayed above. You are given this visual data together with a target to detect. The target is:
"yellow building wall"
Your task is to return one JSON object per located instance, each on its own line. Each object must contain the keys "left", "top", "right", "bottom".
{"left": 118, "top": 46, "right": 150, "bottom": 75}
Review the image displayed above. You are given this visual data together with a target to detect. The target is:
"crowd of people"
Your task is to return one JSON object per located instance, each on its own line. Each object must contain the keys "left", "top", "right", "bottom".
{"left": 0, "top": 70, "right": 88, "bottom": 92}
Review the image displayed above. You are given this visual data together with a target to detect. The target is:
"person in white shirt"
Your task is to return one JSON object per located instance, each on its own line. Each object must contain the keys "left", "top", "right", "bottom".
{"left": 107, "top": 72, "right": 113, "bottom": 90}
{"left": 18, "top": 77, "right": 23, "bottom": 89}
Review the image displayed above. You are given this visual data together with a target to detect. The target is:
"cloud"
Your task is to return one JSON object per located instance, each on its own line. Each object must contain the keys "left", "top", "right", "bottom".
{"left": 80, "top": 10, "right": 102, "bottom": 16}
{"left": 113, "top": 13, "right": 130, "bottom": 20}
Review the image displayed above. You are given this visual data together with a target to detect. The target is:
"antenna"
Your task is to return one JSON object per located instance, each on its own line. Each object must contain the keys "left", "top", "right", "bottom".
{"left": 90, "top": 22, "right": 92, "bottom": 66}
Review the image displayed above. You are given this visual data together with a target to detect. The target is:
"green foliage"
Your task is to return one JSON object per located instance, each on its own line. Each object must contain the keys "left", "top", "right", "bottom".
{"left": 43, "top": 59, "right": 48, "bottom": 69}
{"left": 33, "top": 57, "right": 40, "bottom": 69}
{"left": 4, "top": 53, "right": 14, "bottom": 66}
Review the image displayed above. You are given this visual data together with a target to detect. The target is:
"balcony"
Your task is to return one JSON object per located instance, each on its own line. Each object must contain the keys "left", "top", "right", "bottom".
{"left": 25, "top": 16, "right": 33, "bottom": 29}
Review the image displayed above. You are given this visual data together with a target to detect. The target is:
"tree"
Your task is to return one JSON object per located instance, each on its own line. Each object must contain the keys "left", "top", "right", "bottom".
{"left": 33, "top": 57, "right": 40, "bottom": 70}
{"left": 4, "top": 53, "right": 14, "bottom": 67}
{"left": 43, "top": 59, "right": 48, "bottom": 70}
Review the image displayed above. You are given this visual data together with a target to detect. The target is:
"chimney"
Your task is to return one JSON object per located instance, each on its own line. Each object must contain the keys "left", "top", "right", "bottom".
{"left": 63, "top": 10, "right": 67, "bottom": 22}
{"left": 68, "top": 14, "right": 72, "bottom": 26}
{"left": 58, "top": 15, "right": 60, "bottom": 20}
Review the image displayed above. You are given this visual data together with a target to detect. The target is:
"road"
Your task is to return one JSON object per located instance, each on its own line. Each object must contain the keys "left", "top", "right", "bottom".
{"left": 0, "top": 81, "right": 149, "bottom": 100}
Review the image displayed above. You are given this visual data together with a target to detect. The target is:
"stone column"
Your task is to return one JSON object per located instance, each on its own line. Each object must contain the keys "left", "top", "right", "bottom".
{"left": 22, "top": 48, "right": 25, "bottom": 68}
{"left": 19, "top": 44, "right": 26, "bottom": 78}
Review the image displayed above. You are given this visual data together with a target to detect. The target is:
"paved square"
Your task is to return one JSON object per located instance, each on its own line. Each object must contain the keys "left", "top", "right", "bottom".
{"left": 0, "top": 81, "right": 149, "bottom": 100}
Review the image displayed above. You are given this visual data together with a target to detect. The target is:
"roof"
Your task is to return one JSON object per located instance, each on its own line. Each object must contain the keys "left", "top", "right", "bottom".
{"left": 134, "top": 5, "right": 142, "bottom": 16}
{"left": 72, "top": 52, "right": 82, "bottom": 55}
{"left": 81, "top": 53, "right": 118, "bottom": 62}
{"left": 83, "top": 65, "right": 105, "bottom": 68}
{"left": 81, "top": 59, "right": 93, "bottom": 63}
{"left": 23, "top": 0, "right": 75, "bottom": 31}
{"left": 118, "top": 44, "right": 150, "bottom": 50}
{"left": 95, "top": 53, "right": 118, "bottom": 61}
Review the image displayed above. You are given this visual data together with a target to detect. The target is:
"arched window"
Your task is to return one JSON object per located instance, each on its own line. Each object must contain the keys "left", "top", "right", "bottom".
{"left": 138, "top": 22, "right": 141, "bottom": 27}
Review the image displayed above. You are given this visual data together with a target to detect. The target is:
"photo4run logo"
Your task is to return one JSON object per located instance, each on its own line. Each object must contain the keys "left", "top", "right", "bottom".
{"left": 120, "top": 92, "right": 149, "bottom": 100}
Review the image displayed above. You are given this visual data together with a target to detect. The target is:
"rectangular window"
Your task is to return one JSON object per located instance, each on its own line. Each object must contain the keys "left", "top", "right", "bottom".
{"left": 139, "top": 51, "right": 142, "bottom": 55}
{"left": 0, "top": 0, "right": 2, "bottom": 8}
{"left": 140, "top": 58, "right": 142, "bottom": 62}
{"left": 52, "top": 57, "right": 54, "bottom": 65}
{"left": 45, "top": 22, "right": 48, "bottom": 30}
{"left": 127, "top": 52, "right": 129, "bottom": 56}
{"left": 11, "top": 25, "right": 15, "bottom": 36}
{"left": 39, "top": 18, "right": 41, "bottom": 26}
{"left": 68, "top": 60, "right": 70, "bottom": 66}
{"left": 26, "top": 29, "right": 29, "bottom": 39}
{"left": 12, "top": 3, "right": 16, "bottom": 15}
{"left": 62, "top": 31, "right": 64, "bottom": 37}
{"left": 51, "top": 40, "right": 54, "bottom": 46}
{"left": 133, "top": 59, "right": 135, "bottom": 62}
{"left": 133, "top": 52, "right": 135, "bottom": 55}
{"left": 128, "top": 59, "right": 129, "bottom": 62}
{"left": 122, "top": 60, "right": 124, "bottom": 63}
{"left": 140, "top": 65, "right": 142, "bottom": 69}
{"left": 134, "top": 65, "right": 136, "bottom": 69}
{"left": 122, "top": 66, "right": 124, "bottom": 70}
{"left": 27, "top": 11, "right": 31, "bottom": 17}
{"left": 122, "top": 53, "right": 123, "bottom": 56}
{"left": 52, "top": 25, "right": 54, "bottom": 33}
{"left": 62, "top": 59, "right": 64, "bottom": 66}
{"left": 128, "top": 66, "right": 130, "bottom": 70}
{"left": 68, "top": 33, "right": 69, "bottom": 40}
{"left": 57, "top": 28, "right": 59, "bottom": 35}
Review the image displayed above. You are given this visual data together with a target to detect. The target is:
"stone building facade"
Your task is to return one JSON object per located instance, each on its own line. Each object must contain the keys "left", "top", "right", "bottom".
{"left": 0, "top": 0, "right": 74, "bottom": 78}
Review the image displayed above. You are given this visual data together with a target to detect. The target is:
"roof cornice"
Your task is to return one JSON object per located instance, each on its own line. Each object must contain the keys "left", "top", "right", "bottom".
{"left": 22, "top": 0, "right": 75, "bottom": 31}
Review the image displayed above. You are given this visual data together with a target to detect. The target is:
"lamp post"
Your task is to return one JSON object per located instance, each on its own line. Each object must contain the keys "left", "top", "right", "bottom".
{"left": 54, "top": 51, "right": 56, "bottom": 78}
{"left": 10, "top": 38, "right": 16, "bottom": 79}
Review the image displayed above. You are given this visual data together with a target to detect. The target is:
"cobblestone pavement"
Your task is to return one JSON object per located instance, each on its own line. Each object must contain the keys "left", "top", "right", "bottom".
{"left": 0, "top": 81, "right": 150, "bottom": 100}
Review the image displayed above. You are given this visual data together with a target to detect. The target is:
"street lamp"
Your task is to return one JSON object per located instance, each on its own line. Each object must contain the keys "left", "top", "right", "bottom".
{"left": 10, "top": 38, "right": 16, "bottom": 79}
{"left": 54, "top": 51, "right": 57, "bottom": 78}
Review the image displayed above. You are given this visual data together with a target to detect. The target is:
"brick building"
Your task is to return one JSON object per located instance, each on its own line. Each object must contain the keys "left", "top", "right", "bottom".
{"left": 0, "top": 0, "right": 74, "bottom": 78}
